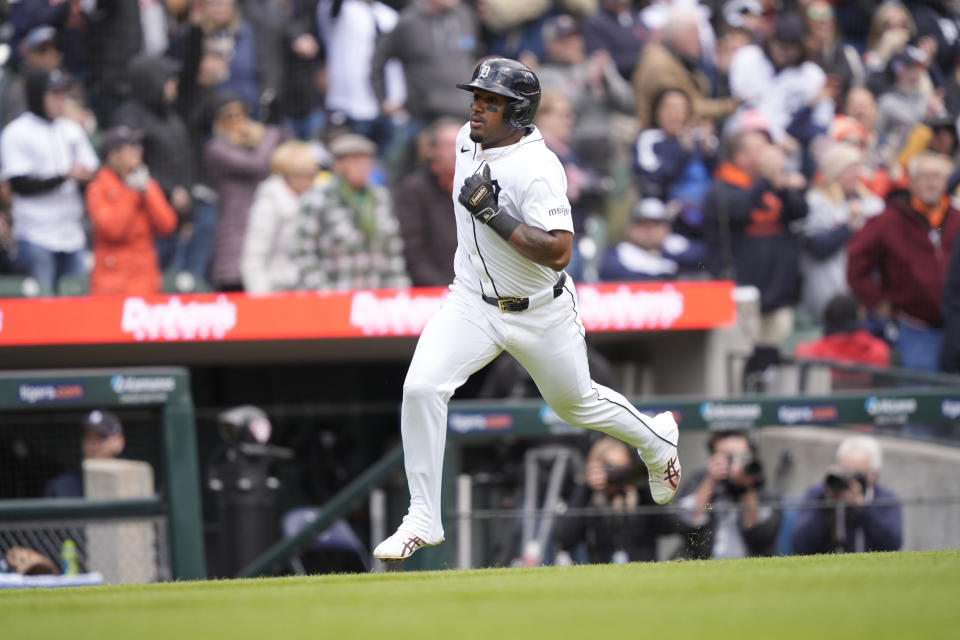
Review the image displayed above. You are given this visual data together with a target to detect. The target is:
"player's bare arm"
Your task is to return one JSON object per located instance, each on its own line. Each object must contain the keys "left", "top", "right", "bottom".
{"left": 507, "top": 227, "right": 572, "bottom": 271}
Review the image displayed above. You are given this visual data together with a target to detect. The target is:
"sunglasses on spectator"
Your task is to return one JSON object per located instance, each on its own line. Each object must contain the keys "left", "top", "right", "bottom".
{"left": 883, "top": 19, "right": 910, "bottom": 30}
{"left": 807, "top": 5, "right": 834, "bottom": 20}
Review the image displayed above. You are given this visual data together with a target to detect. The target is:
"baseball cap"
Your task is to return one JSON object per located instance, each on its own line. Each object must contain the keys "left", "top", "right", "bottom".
{"left": 891, "top": 46, "right": 928, "bottom": 73}
{"left": 24, "top": 25, "right": 57, "bottom": 51}
{"left": 45, "top": 68, "right": 73, "bottom": 92}
{"left": 543, "top": 14, "right": 581, "bottom": 41}
{"left": 99, "top": 125, "right": 144, "bottom": 157}
{"left": 723, "top": 0, "right": 763, "bottom": 29}
{"left": 631, "top": 198, "right": 674, "bottom": 223}
{"left": 83, "top": 410, "right": 124, "bottom": 437}
{"left": 772, "top": 13, "right": 806, "bottom": 45}
{"left": 328, "top": 133, "right": 377, "bottom": 158}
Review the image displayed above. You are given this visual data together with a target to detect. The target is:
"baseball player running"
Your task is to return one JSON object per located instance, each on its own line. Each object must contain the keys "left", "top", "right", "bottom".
{"left": 374, "top": 58, "right": 681, "bottom": 561}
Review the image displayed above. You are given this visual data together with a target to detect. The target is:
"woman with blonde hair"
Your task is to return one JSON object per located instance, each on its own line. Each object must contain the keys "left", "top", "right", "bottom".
{"left": 863, "top": 2, "right": 916, "bottom": 74}
{"left": 241, "top": 141, "right": 319, "bottom": 294}
{"left": 800, "top": 143, "right": 885, "bottom": 322}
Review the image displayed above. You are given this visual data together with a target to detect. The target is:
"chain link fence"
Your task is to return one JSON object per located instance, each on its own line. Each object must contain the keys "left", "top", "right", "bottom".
{"left": 0, "top": 515, "right": 171, "bottom": 583}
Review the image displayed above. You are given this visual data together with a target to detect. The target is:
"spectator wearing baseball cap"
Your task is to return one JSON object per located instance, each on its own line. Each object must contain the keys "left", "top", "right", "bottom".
{"left": 729, "top": 12, "right": 834, "bottom": 149}
{"left": 291, "top": 132, "right": 410, "bottom": 290}
{"left": 86, "top": 125, "right": 178, "bottom": 296}
{"left": 44, "top": 410, "right": 127, "bottom": 498}
{"left": 598, "top": 198, "right": 704, "bottom": 282}
{"left": 537, "top": 14, "right": 635, "bottom": 177}
{"left": 0, "top": 68, "right": 99, "bottom": 295}
{"left": 876, "top": 46, "right": 937, "bottom": 159}
{"left": 0, "top": 26, "right": 64, "bottom": 126}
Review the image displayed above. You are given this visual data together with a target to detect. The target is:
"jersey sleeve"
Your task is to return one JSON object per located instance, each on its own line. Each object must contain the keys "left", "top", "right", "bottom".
{"left": 0, "top": 124, "right": 37, "bottom": 179}
{"left": 520, "top": 162, "right": 574, "bottom": 233}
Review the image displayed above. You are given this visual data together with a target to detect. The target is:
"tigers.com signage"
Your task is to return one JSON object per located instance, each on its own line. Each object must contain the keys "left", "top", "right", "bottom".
{"left": 0, "top": 281, "right": 735, "bottom": 346}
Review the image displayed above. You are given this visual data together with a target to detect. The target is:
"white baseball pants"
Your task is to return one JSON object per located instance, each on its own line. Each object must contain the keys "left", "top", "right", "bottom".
{"left": 398, "top": 279, "right": 678, "bottom": 542}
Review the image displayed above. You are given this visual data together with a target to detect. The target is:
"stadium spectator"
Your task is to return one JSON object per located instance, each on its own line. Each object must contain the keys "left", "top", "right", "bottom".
{"left": 240, "top": 141, "right": 319, "bottom": 294}
{"left": 554, "top": 436, "right": 666, "bottom": 564}
{"left": 112, "top": 55, "right": 197, "bottom": 275}
{"left": 291, "top": 133, "right": 409, "bottom": 290}
{"left": 45, "top": 410, "right": 126, "bottom": 498}
{"left": 847, "top": 152, "right": 960, "bottom": 372}
{"left": 635, "top": 87, "right": 717, "bottom": 210}
{"left": 802, "top": 1, "right": 864, "bottom": 105}
{"left": 598, "top": 197, "right": 703, "bottom": 282}
{"left": 317, "top": 0, "right": 404, "bottom": 150}
{"left": 85, "top": 126, "right": 178, "bottom": 296}
{"left": 581, "top": 0, "right": 647, "bottom": 81}
{"left": 179, "top": 0, "right": 274, "bottom": 121}
{"left": 794, "top": 293, "right": 892, "bottom": 389}
{"left": 371, "top": 0, "right": 478, "bottom": 128}
{"left": 908, "top": 0, "right": 960, "bottom": 83}
{"left": 800, "top": 143, "right": 884, "bottom": 322}
{"left": 728, "top": 12, "right": 833, "bottom": 153}
{"left": 675, "top": 429, "right": 781, "bottom": 559}
{"left": 632, "top": 6, "right": 738, "bottom": 130}
{"left": 875, "top": 47, "right": 944, "bottom": 161}
{"left": 0, "top": 69, "right": 98, "bottom": 294}
{"left": 536, "top": 14, "right": 636, "bottom": 176}
{"left": 703, "top": 130, "right": 807, "bottom": 345}
{"left": 896, "top": 114, "right": 959, "bottom": 172}
{"left": 863, "top": 2, "right": 916, "bottom": 80}
{"left": 792, "top": 435, "right": 903, "bottom": 554}
{"left": 204, "top": 92, "right": 286, "bottom": 291}
{"left": 273, "top": 0, "right": 323, "bottom": 139}
{"left": 392, "top": 119, "right": 459, "bottom": 288}
{"left": 83, "top": 0, "right": 171, "bottom": 123}
{"left": 8, "top": 0, "right": 88, "bottom": 78}
{"left": 0, "top": 25, "right": 64, "bottom": 126}
{"left": 837, "top": 89, "right": 902, "bottom": 198}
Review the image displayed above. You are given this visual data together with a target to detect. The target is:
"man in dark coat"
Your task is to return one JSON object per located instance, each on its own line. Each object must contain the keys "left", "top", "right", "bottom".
{"left": 113, "top": 55, "right": 197, "bottom": 273}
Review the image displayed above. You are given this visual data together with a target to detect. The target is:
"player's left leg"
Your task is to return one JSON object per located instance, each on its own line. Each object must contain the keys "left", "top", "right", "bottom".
{"left": 507, "top": 286, "right": 681, "bottom": 504}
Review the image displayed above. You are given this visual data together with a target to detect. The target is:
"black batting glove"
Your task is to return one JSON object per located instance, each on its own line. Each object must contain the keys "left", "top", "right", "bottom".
{"left": 459, "top": 164, "right": 499, "bottom": 222}
{"left": 458, "top": 164, "right": 520, "bottom": 240}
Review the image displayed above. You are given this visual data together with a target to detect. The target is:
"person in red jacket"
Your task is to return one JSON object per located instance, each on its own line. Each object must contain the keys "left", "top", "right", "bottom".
{"left": 846, "top": 152, "right": 960, "bottom": 372}
{"left": 794, "top": 293, "right": 891, "bottom": 389}
{"left": 86, "top": 126, "right": 178, "bottom": 296}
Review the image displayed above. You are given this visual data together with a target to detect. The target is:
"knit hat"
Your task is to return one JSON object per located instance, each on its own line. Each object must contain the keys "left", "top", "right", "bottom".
{"left": 819, "top": 143, "right": 862, "bottom": 184}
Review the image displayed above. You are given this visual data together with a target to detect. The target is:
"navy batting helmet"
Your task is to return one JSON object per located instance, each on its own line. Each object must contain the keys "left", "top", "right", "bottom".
{"left": 456, "top": 58, "right": 541, "bottom": 129}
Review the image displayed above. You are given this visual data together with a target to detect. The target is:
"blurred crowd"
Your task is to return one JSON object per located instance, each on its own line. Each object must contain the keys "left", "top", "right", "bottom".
{"left": 2, "top": 0, "right": 960, "bottom": 371}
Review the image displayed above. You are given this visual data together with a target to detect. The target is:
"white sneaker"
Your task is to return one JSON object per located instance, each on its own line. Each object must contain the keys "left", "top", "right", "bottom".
{"left": 643, "top": 411, "right": 682, "bottom": 505}
{"left": 373, "top": 528, "right": 444, "bottom": 561}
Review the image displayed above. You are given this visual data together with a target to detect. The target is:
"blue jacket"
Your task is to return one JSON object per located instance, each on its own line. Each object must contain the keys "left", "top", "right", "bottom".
{"left": 792, "top": 483, "right": 903, "bottom": 554}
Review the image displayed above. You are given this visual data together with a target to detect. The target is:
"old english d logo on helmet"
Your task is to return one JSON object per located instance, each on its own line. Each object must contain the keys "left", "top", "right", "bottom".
{"left": 456, "top": 57, "right": 542, "bottom": 129}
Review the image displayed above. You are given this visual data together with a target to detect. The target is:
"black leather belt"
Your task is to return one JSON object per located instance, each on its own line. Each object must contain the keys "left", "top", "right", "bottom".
{"left": 482, "top": 273, "right": 567, "bottom": 312}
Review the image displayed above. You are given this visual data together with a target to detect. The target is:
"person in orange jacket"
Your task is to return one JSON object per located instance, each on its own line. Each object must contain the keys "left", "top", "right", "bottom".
{"left": 86, "top": 126, "right": 178, "bottom": 296}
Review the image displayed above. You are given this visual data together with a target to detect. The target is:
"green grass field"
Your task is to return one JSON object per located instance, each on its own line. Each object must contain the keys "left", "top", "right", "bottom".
{"left": 2, "top": 550, "right": 958, "bottom": 639}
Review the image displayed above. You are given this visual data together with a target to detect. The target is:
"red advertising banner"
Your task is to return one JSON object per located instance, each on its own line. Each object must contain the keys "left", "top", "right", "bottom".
{"left": 0, "top": 281, "right": 735, "bottom": 347}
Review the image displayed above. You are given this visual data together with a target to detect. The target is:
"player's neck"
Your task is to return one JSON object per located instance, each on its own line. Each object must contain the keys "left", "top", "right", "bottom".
{"left": 481, "top": 128, "right": 527, "bottom": 150}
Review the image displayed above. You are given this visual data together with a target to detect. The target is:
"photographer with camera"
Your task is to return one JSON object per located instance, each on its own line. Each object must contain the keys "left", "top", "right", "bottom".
{"left": 676, "top": 430, "right": 781, "bottom": 559}
{"left": 554, "top": 437, "right": 668, "bottom": 564}
{"left": 792, "top": 435, "right": 902, "bottom": 555}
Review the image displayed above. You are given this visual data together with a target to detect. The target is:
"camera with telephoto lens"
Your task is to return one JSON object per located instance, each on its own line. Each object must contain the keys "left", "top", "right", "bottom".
{"left": 722, "top": 453, "right": 765, "bottom": 494}
{"left": 825, "top": 470, "right": 867, "bottom": 495}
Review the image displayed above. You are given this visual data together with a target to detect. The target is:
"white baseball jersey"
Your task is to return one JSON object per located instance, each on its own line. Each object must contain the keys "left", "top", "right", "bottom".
{"left": 393, "top": 122, "right": 678, "bottom": 546}
{"left": 451, "top": 123, "right": 573, "bottom": 298}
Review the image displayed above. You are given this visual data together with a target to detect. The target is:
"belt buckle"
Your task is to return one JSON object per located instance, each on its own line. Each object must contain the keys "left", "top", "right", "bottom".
{"left": 497, "top": 297, "right": 523, "bottom": 312}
